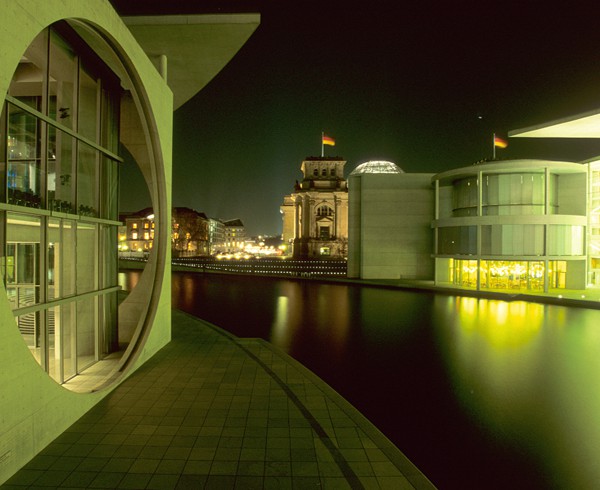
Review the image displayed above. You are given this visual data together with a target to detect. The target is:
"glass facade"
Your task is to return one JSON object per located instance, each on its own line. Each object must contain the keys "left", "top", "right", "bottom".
{"left": 0, "top": 23, "right": 121, "bottom": 384}
{"left": 451, "top": 259, "right": 567, "bottom": 291}
{"left": 436, "top": 164, "right": 587, "bottom": 292}
{"left": 589, "top": 163, "right": 600, "bottom": 286}
{"left": 452, "top": 173, "right": 558, "bottom": 217}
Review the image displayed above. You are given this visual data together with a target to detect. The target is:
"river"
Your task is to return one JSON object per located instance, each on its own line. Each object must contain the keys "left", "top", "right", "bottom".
{"left": 120, "top": 270, "right": 600, "bottom": 489}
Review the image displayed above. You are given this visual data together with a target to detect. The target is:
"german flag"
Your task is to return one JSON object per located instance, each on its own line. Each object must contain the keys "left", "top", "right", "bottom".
{"left": 494, "top": 136, "right": 508, "bottom": 148}
{"left": 322, "top": 134, "right": 335, "bottom": 146}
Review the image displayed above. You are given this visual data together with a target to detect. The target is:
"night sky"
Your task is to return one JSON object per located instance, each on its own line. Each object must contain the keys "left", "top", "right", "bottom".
{"left": 112, "top": 1, "right": 600, "bottom": 235}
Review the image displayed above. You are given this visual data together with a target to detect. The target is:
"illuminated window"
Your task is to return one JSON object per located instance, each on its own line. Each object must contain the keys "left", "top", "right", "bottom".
{"left": 132, "top": 232, "right": 138, "bottom": 240}
{"left": 144, "top": 232, "right": 149, "bottom": 240}
{"left": 319, "top": 247, "right": 330, "bottom": 255}
{"left": 143, "top": 222, "right": 149, "bottom": 229}
{"left": 132, "top": 223, "right": 138, "bottom": 229}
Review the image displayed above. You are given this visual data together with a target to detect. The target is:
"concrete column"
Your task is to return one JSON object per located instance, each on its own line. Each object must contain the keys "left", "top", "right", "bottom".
{"left": 159, "top": 54, "right": 167, "bottom": 81}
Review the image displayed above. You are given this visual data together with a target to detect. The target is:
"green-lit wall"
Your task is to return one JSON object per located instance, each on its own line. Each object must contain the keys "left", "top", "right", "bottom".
{"left": 0, "top": 0, "right": 172, "bottom": 483}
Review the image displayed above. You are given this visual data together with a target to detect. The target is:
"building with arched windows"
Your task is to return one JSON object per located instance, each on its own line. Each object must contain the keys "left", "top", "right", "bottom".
{"left": 0, "top": 1, "right": 258, "bottom": 483}
{"left": 281, "top": 157, "right": 348, "bottom": 258}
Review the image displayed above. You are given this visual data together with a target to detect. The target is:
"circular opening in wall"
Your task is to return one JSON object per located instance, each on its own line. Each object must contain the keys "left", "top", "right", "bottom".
{"left": 2, "top": 19, "right": 164, "bottom": 392}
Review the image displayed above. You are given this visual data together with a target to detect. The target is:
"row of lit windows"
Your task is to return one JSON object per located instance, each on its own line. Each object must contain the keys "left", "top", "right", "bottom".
{"left": 131, "top": 221, "right": 154, "bottom": 230}
{"left": 450, "top": 259, "right": 567, "bottom": 290}
{"left": 130, "top": 231, "right": 153, "bottom": 240}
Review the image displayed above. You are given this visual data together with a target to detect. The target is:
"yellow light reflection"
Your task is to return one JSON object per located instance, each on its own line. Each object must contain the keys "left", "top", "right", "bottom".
{"left": 435, "top": 295, "right": 600, "bottom": 486}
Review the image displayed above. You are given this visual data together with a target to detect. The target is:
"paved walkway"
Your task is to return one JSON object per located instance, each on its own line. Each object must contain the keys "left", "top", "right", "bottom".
{"left": 3, "top": 309, "right": 434, "bottom": 489}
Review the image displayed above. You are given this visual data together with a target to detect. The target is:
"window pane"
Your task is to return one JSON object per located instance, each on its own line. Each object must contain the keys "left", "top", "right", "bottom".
{"left": 100, "top": 156, "right": 118, "bottom": 220}
{"left": 76, "top": 221, "right": 97, "bottom": 293}
{"left": 16, "top": 312, "right": 41, "bottom": 363}
{"left": 101, "top": 87, "right": 119, "bottom": 153}
{"left": 7, "top": 104, "right": 42, "bottom": 207}
{"left": 6, "top": 213, "right": 41, "bottom": 307}
{"left": 49, "top": 29, "right": 76, "bottom": 129}
{"left": 61, "top": 302, "right": 76, "bottom": 380}
{"left": 100, "top": 291, "right": 118, "bottom": 355}
{"left": 78, "top": 64, "right": 99, "bottom": 142}
{"left": 47, "top": 126, "right": 75, "bottom": 213}
{"left": 77, "top": 297, "right": 96, "bottom": 372}
{"left": 48, "top": 307, "right": 59, "bottom": 382}
{"left": 47, "top": 218, "right": 60, "bottom": 300}
{"left": 77, "top": 142, "right": 98, "bottom": 216}
{"left": 100, "top": 224, "right": 117, "bottom": 288}
{"left": 62, "top": 219, "right": 76, "bottom": 296}
{"left": 9, "top": 29, "right": 47, "bottom": 105}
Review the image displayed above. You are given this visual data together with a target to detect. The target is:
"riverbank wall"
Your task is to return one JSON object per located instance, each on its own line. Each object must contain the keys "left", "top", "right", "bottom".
{"left": 119, "top": 259, "right": 600, "bottom": 311}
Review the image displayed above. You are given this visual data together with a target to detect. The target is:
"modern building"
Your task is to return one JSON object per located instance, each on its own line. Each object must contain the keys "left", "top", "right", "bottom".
{"left": 432, "top": 159, "right": 588, "bottom": 292}
{"left": 347, "top": 157, "right": 597, "bottom": 293}
{"left": 347, "top": 161, "right": 435, "bottom": 279}
{"left": 510, "top": 112, "right": 600, "bottom": 288}
{"left": 208, "top": 217, "right": 226, "bottom": 254}
{"left": 281, "top": 156, "right": 349, "bottom": 258}
{"left": 0, "top": 1, "right": 258, "bottom": 483}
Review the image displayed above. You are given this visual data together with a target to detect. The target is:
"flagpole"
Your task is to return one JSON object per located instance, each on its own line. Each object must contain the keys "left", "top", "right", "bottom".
{"left": 321, "top": 131, "right": 324, "bottom": 157}
{"left": 492, "top": 133, "right": 496, "bottom": 160}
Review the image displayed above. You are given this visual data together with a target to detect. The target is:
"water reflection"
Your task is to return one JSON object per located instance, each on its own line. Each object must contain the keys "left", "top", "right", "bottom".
{"left": 270, "top": 281, "right": 352, "bottom": 363}
{"left": 435, "top": 296, "right": 600, "bottom": 488}
{"left": 118, "top": 270, "right": 141, "bottom": 291}
{"left": 157, "top": 271, "right": 600, "bottom": 488}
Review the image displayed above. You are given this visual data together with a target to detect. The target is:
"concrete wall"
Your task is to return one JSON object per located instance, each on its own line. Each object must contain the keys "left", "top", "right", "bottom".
{"left": 348, "top": 173, "right": 435, "bottom": 279}
{"left": 558, "top": 173, "right": 587, "bottom": 216}
{"left": 566, "top": 260, "right": 587, "bottom": 290}
{"left": 0, "top": 1, "right": 172, "bottom": 482}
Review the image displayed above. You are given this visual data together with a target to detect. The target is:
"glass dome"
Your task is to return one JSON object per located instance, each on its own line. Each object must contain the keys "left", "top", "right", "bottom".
{"left": 350, "top": 160, "right": 404, "bottom": 175}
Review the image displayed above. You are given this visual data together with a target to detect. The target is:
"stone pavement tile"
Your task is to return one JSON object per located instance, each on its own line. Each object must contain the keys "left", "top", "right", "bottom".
{"left": 3, "top": 311, "right": 435, "bottom": 490}
{"left": 263, "top": 475, "right": 293, "bottom": 489}
{"left": 204, "top": 475, "right": 236, "bottom": 489}
{"left": 59, "top": 471, "right": 97, "bottom": 488}
{"left": 233, "top": 475, "right": 263, "bottom": 489}
{"left": 31, "top": 469, "right": 68, "bottom": 487}
{"left": 74, "top": 457, "right": 107, "bottom": 472}
{"left": 146, "top": 473, "right": 179, "bottom": 490}
{"left": 102, "top": 457, "right": 134, "bottom": 473}
{"left": 4, "top": 469, "right": 44, "bottom": 486}
{"left": 321, "top": 476, "right": 353, "bottom": 489}
{"left": 116, "top": 472, "right": 152, "bottom": 489}
{"left": 88, "top": 471, "right": 125, "bottom": 488}
{"left": 377, "top": 475, "right": 417, "bottom": 489}
{"left": 174, "top": 474, "right": 207, "bottom": 489}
